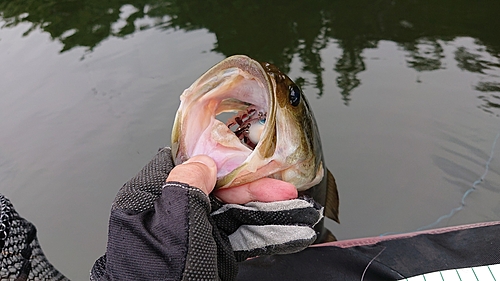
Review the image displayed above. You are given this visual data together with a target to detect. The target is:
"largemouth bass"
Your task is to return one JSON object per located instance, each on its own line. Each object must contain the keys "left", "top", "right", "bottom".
{"left": 171, "top": 55, "right": 339, "bottom": 242}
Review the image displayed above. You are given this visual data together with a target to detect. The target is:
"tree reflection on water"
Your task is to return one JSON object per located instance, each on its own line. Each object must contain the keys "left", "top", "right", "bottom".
{"left": 1, "top": 0, "right": 499, "bottom": 110}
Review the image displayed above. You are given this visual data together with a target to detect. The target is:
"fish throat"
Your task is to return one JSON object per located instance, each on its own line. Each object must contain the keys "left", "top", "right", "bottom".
{"left": 226, "top": 106, "right": 267, "bottom": 149}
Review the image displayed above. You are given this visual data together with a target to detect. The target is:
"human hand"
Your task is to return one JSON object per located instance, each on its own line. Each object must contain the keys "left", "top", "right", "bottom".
{"left": 166, "top": 155, "right": 299, "bottom": 204}
{"left": 92, "top": 148, "right": 324, "bottom": 281}
{"left": 166, "top": 154, "right": 323, "bottom": 263}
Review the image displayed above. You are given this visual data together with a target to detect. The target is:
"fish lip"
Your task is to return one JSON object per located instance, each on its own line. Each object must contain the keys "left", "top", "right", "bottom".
{"left": 171, "top": 55, "right": 275, "bottom": 187}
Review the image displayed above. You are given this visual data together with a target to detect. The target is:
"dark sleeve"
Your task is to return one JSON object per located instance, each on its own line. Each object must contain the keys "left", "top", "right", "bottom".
{"left": 0, "top": 194, "right": 70, "bottom": 281}
{"left": 98, "top": 182, "right": 218, "bottom": 281}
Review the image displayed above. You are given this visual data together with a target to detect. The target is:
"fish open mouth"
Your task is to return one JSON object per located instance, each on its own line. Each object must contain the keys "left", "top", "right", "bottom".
{"left": 172, "top": 59, "right": 274, "bottom": 180}
{"left": 173, "top": 55, "right": 326, "bottom": 191}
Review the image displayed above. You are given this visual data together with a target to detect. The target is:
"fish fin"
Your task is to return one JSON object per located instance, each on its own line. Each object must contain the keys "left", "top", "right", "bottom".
{"left": 325, "top": 169, "right": 340, "bottom": 223}
{"left": 324, "top": 229, "right": 337, "bottom": 242}
{"left": 313, "top": 223, "right": 337, "bottom": 244}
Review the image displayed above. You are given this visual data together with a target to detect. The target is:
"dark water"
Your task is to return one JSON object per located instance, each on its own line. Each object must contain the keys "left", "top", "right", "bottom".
{"left": 1, "top": 0, "right": 500, "bottom": 279}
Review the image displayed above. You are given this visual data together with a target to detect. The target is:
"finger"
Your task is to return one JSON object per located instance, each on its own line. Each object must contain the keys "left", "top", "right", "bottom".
{"left": 213, "top": 178, "right": 298, "bottom": 204}
{"left": 166, "top": 155, "right": 217, "bottom": 195}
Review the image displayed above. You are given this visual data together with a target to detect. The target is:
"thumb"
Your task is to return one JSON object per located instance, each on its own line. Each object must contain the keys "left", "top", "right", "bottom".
{"left": 166, "top": 155, "right": 218, "bottom": 195}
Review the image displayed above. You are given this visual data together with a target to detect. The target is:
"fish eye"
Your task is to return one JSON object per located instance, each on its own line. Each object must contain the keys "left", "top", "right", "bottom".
{"left": 289, "top": 85, "right": 301, "bottom": 106}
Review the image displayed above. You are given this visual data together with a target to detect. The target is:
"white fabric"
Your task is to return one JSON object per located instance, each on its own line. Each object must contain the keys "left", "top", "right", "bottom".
{"left": 228, "top": 225, "right": 316, "bottom": 252}
{"left": 211, "top": 199, "right": 315, "bottom": 215}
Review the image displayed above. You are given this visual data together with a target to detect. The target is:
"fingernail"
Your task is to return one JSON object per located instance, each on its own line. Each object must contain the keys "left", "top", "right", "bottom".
{"left": 184, "top": 155, "right": 217, "bottom": 173}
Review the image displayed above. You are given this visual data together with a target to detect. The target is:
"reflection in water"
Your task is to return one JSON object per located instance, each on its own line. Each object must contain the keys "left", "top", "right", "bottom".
{"left": 334, "top": 40, "right": 372, "bottom": 105}
{"left": 402, "top": 39, "right": 444, "bottom": 72}
{"left": 2, "top": 0, "right": 500, "bottom": 105}
{"left": 453, "top": 44, "right": 500, "bottom": 115}
{"left": 477, "top": 82, "right": 500, "bottom": 115}
{"left": 455, "top": 46, "right": 491, "bottom": 74}
{"left": 476, "top": 82, "right": 500, "bottom": 93}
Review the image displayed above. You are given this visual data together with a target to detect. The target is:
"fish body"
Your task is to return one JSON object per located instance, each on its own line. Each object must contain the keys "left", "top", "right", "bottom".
{"left": 171, "top": 55, "right": 339, "bottom": 242}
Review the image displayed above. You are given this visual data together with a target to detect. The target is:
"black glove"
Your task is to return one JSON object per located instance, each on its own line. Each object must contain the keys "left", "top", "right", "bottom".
{"left": 91, "top": 147, "right": 236, "bottom": 280}
{"left": 0, "top": 194, "right": 69, "bottom": 281}
{"left": 91, "top": 147, "right": 323, "bottom": 281}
